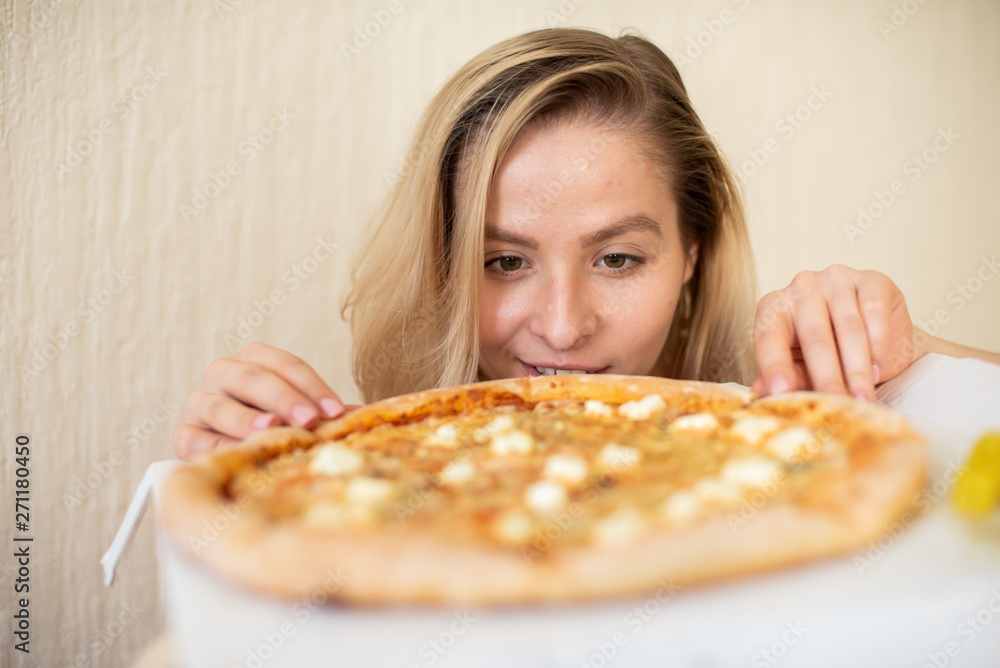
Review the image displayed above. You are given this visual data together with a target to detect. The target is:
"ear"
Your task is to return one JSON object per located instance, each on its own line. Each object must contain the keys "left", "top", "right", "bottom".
{"left": 682, "top": 242, "right": 700, "bottom": 284}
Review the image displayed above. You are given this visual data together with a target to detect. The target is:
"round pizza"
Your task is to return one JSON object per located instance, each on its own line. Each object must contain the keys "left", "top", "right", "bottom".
{"left": 161, "top": 374, "right": 926, "bottom": 605}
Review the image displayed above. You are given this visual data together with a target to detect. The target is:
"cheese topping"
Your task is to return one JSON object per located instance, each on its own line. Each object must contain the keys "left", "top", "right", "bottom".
{"left": 543, "top": 454, "right": 588, "bottom": 485}
{"left": 309, "top": 443, "right": 363, "bottom": 476}
{"left": 592, "top": 508, "right": 646, "bottom": 546}
{"left": 618, "top": 394, "right": 667, "bottom": 420}
{"left": 439, "top": 459, "right": 475, "bottom": 485}
{"left": 766, "top": 426, "right": 820, "bottom": 462}
{"left": 584, "top": 400, "right": 614, "bottom": 417}
{"left": 670, "top": 412, "right": 719, "bottom": 432}
{"left": 598, "top": 443, "right": 641, "bottom": 469}
{"left": 426, "top": 423, "right": 459, "bottom": 447}
{"left": 730, "top": 415, "right": 783, "bottom": 444}
{"left": 720, "top": 456, "right": 783, "bottom": 488}
{"left": 492, "top": 510, "right": 533, "bottom": 544}
{"left": 490, "top": 429, "right": 534, "bottom": 456}
{"left": 345, "top": 477, "right": 395, "bottom": 505}
{"left": 692, "top": 478, "right": 742, "bottom": 505}
{"left": 661, "top": 490, "right": 701, "bottom": 522}
{"left": 475, "top": 415, "right": 515, "bottom": 442}
{"left": 525, "top": 480, "right": 568, "bottom": 513}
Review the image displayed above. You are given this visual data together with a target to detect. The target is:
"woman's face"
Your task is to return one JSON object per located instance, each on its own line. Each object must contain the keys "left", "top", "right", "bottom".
{"left": 477, "top": 119, "right": 698, "bottom": 380}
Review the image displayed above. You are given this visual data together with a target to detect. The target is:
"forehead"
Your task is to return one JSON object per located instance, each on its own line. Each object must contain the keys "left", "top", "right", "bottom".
{"left": 485, "top": 119, "right": 679, "bottom": 241}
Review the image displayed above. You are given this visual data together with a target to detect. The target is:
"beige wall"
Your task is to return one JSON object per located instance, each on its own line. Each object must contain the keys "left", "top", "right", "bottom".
{"left": 2, "top": 0, "right": 997, "bottom": 665}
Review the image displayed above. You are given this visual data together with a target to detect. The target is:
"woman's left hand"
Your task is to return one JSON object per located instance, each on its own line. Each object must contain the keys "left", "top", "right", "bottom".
{"left": 751, "top": 265, "right": 918, "bottom": 401}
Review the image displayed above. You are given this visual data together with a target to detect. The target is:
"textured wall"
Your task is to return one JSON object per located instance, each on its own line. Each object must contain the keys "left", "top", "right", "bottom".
{"left": 1, "top": 0, "right": 998, "bottom": 666}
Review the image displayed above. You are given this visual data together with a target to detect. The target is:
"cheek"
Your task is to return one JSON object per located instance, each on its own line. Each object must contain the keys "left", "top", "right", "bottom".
{"left": 479, "top": 284, "right": 529, "bottom": 348}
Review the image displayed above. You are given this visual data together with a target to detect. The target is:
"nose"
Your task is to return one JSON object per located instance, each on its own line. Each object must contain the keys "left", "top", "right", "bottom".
{"left": 529, "top": 272, "right": 599, "bottom": 352}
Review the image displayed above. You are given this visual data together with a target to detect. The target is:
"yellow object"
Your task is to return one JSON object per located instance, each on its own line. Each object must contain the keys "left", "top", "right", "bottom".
{"left": 952, "top": 433, "right": 1000, "bottom": 517}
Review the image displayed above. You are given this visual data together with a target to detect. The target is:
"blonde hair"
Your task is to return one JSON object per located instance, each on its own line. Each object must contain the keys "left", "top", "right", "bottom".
{"left": 344, "top": 27, "right": 758, "bottom": 402}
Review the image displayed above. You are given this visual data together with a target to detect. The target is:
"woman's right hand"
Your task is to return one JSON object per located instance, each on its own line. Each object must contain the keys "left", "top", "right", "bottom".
{"left": 172, "top": 342, "right": 348, "bottom": 460}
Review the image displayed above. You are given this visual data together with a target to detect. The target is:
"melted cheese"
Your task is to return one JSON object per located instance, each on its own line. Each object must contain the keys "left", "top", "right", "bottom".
{"left": 584, "top": 400, "right": 614, "bottom": 417}
{"left": 766, "top": 426, "right": 820, "bottom": 462}
{"left": 730, "top": 415, "right": 783, "bottom": 444}
{"left": 670, "top": 412, "right": 719, "bottom": 432}
{"left": 345, "top": 477, "right": 395, "bottom": 505}
{"left": 525, "top": 480, "right": 568, "bottom": 513}
{"left": 598, "top": 443, "right": 641, "bottom": 469}
{"left": 618, "top": 394, "right": 666, "bottom": 420}
{"left": 309, "top": 444, "right": 363, "bottom": 476}
{"left": 720, "top": 457, "right": 782, "bottom": 487}
{"left": 426, "top": 423, "right": 459, "bottom": 447}
{"left": 439, "top": 459, "right": 475, "bottom": 485}
{"left": 490, "top": 430, "right": 534, "bottom": 456}
{"left": 543, "top": 454, "right": 588, "bottom": 485}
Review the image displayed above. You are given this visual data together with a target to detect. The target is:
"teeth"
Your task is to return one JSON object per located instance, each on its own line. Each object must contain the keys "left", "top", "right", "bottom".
{"left": 534, "top": 367, "right": 592, "bottom": 376}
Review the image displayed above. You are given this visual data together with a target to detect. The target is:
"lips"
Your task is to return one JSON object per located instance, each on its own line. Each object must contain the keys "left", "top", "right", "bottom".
{"left": 520, "top": 360, "right": 608, "bottom": 376}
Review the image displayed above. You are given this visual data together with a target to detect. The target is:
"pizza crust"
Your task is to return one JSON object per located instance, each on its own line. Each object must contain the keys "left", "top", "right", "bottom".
{"left": 160, "top": 377, "right": 926, "bottom": 605}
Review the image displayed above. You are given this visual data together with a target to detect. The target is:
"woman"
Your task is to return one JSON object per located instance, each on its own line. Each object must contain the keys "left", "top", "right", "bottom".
{"left": 173, "top": 28, "right": 997, "bottom": 459}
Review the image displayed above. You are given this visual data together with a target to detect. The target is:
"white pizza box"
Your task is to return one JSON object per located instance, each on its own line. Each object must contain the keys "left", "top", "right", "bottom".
{"left": 104, "top": 353, "right": 1000, "bottom": 668}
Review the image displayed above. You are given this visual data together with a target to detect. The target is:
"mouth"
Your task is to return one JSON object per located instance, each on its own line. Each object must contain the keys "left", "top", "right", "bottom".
{"left": 520, "top": 360, "right": 608, "bottom": 377}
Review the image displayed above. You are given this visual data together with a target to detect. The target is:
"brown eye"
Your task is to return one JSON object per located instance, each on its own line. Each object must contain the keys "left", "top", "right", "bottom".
{"left": 603, "top": 254, "right": 627, "bottom": 269}
{"left": 497, "top": 257, "right": 522, "bottom": 272}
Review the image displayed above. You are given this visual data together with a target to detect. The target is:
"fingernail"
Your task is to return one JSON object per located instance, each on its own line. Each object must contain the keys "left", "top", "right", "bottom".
{"left": 291, "top": 404, "right": 318, "bottom": 427}
{"left": 769, "top": 376, "right": 790, "bottom": 395}
{"left": 252, "top": 413, "right": 279, "bottom": 430}
{"left": 853, "top": 392, "right": 871, "bottom": 404}
{"left": 320, "top": 397, "right": 344, "bottom": 419}
{"left": 871, "top": 363, "right": 881, "bottom": 385}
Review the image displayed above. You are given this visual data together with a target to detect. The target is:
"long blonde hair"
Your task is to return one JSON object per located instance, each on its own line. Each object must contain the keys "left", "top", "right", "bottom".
{"left": 344, "top": 28, "right": 758, "bottom": 402}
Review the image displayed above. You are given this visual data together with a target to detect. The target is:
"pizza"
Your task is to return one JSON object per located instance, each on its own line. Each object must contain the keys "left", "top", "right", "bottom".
{"left": 160, "top": 374, "right": 926, "bottom": 605}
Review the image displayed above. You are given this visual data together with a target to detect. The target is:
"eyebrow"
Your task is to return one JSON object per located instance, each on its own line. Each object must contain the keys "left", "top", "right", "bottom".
{"left": 485, "top": 214, "right": 662, "bottom": 250}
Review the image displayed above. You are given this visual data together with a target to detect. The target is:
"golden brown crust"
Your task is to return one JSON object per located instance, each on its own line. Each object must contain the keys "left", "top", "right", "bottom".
{"left": 160, "top": 377, "right": 926, "bottom": 605}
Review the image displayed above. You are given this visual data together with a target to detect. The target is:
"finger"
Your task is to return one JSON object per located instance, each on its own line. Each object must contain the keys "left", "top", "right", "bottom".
{"left": 787, "top": 283, "right": 849, "bottom": 396}
{"left": 750, "top": 362, "right": 809, "bottom": 396}
{"left": 855, "top": 271, "right": 900, "bottom": 383}
{"left": 234, "top": 342, "right": 345, "bottom": 418}
{"left": 752, "top": 294, "right": 799, "bottom": 396}
{"left": 203, "top": 357, "right": 322, "bottom": 428}
{"left": 825, "top": 279, "right": 875, "bottom": 401}
{"left": 173, "top": 423, "right": 239, "bottom": 460}
{"left": 186, "top": 389, "right": 282, "bottom": 439}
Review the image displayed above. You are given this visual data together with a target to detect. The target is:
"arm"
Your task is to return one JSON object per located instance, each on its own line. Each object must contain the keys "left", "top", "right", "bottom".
{"left": 916, "top": 328, "right": 1000, "bottom": 366}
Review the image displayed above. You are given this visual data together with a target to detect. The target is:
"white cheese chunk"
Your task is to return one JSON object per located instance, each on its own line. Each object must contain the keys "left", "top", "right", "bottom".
{"left": 345, "top": 476, "right": 395, "bottom": 505}
{"left": 426, "top": 423, "right": 459, "bottom": 447}
{"left": 661, "top": 490, "right": 702, "bottom": 522}
{"left": 618, "top": 394, "right": 667, "bottom": 420}
{"left": 439, "top": 459, "right": 475, "bottom": 485}
{"left": 525, "top": 480, "right": 568, "bottom": 513}
{"left": 670, "top": 412, "right": 719, "bottom": 432}
{"left": 598, "top": 443, "right": 641, "bottom": 470}
{"left": 584, "top": 400, "right": 614, "bottom": 417}
{"left": 543, "top": 454, "right": 588, "bottom": 485}
{"left": 730, "top": 415, "right": 783, "bottom": 444}
{"left": 592, "top": 508, "right": 646, "bottom": 546}
{"left": 766, "top": 426, "right": 820, "bottom": 462}
{"left": 309, "top": 443, "right": 363, "bottom": 476}
{"left": 490, "top": 429, "right": 534, "bottom": 456}
{"left": 720, "top": 457, "right": 783, "bottom": 488}
{"left": 475, "top": 415, "right": 515, "bottom": 442}
{"left": 492, "top": 510, "right": 533, "bottom": 544}
{"left": 692, "top": 478, "right": 742, "bottom": 505}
